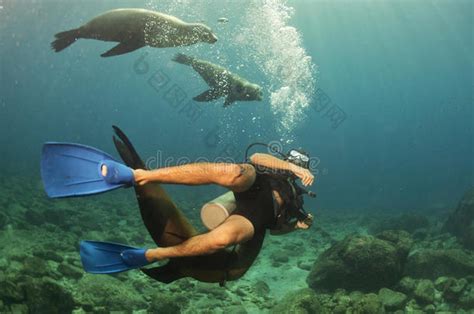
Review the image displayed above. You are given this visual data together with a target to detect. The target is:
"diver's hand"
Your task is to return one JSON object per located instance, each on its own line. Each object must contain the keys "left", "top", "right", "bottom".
{"left": 289, "top": 163, "right": 314, "bottom": 186}
{"left": 133, "top": 169, "right": 149, "bottom": 186}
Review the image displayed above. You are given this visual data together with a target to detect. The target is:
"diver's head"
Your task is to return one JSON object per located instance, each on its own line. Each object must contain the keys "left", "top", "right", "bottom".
{"left": 193, "top": 24, "right": 218, "bottom": 43}
{"left": 286, "top": 148, "right": 310, "bottom": 169}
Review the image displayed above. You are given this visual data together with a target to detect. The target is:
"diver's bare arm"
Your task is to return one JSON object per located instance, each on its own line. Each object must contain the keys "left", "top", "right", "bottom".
{"left": 251, "top": 153, "right": 314, "bottom": 186}
{"left": 250, "top": 153, "right": 294, "bottom": 171}
{"left": 134, "top": 163, "right": 254, "bottom": 190}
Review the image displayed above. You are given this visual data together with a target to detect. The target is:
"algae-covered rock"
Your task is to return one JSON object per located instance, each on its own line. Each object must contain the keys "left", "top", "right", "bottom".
{"left": 352, "top": 293, "right": 385, "bottom": 314}
{"left": 435, "top": 277, "right": 467, "bottom": 301}
{"left": 378, "top": 288, "right": 407, "bottom": 311}
{"left": 0, "top": 280, "right": 25, "bottom": 303}
{"left": 405, "top": 249, "right": 474, "bottom": 279}
{"left": 272, "top": 288, "right": 324, "bottom": 313}
{"left": 443, "top": 187, "right": 474, "bottom": 249}
{"left": 0, "top": 211, "right": 9, "bottom": 229}
{"left": 23, "top": 256, "right": 50, "bottom": 278}
{"left": 22, "top": 277, "right": 75, "bottom": 314}
{"left": 33, "top": 249, "right": 64, "bottom": 263}
{"left": 413, "top": 279, "right": 435, "bottom": 304}
{"left": 395, "top": 276, "right": 416, "bottom": 295}
{"left": 57, "top": 263, "right": 83, "bottom": 280}
{"left": 149, "top": 293, "right": 184, "bottom": 313}
{"left": 459, "top": 286, "right": 474, "bottom": 309}
{"left": 376, "top": 230, "right": 413, "bottom": 260}
{"left": 307, "top": 234, "right": 404, "bottom": 292}
{"left": 76, "top": 275, "right": 147, "bottom": 310}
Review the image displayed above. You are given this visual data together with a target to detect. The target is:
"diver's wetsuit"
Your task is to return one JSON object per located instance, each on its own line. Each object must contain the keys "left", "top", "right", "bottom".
{"left": 231, "top": 170, "right": 278, "bottom": 233}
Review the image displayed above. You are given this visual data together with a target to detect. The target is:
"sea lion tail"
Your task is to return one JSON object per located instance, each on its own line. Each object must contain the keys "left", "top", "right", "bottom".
{"left": 112, "top": 125, "right": 146, "bottom": 170}
{"left": 172, "top": 53, "right": 194, "bottom": 66}
{"left": 51, "top": 29, "right": 80, "bottom": 52}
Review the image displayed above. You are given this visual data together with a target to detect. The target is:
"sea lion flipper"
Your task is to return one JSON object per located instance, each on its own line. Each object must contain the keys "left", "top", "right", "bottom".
{"left": 101, "top": 42, "right": 144, "bottom": 58}
{"left": 193, "top": 89, "right": 221, "bottom": 102}
{"left": 223, "top": 96, "right": 235, "bottom": 107}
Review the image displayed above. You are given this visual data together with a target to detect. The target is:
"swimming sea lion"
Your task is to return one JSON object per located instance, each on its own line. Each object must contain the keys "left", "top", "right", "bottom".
{"left": 172, "top": 53, "right": 263, "bottom": 107}
{"left": 51, "top": 9, "right": 218, "bottom": 57}
{"left": 112, "top": 126, "right": 265, "bottom": 285}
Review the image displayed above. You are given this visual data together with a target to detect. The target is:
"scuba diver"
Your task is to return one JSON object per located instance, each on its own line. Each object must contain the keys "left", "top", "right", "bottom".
{"left": 41, "top": 126, "right": 316, "bottom": 285}
{"left": 131, "top": 144, "right": 315, "bottom": 262}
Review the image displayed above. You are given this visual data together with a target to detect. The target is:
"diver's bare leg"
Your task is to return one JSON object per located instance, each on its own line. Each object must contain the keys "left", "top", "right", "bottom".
{"left": 145, "top": 215, "right": 254, "bottom": 261}
{"left": 134, "top": 163, "right": 256, "bottom": 192}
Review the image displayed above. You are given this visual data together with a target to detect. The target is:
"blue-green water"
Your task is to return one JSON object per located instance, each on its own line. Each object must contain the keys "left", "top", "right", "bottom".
{"left": 0, "top": 0, "right": 473, "bottom": 313}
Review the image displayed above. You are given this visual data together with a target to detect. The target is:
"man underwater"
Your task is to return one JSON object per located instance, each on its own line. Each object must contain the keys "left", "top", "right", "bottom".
{"left": 41, "top": 126, "right": 315, "bottom": 284}
{"left": 129, "top": 145, "right": 315, "bottom": 262}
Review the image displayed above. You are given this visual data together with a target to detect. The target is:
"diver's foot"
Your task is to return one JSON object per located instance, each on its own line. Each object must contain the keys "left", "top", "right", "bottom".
{"left": 145, "top": 248, "right": 163, "bottom": 262}
{"left": 133, "top": 169, "right": 148, "bottom": 186}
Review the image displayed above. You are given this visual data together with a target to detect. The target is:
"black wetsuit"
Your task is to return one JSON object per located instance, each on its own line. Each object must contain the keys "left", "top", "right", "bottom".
{"left": 231, "top": 172, "right": 278, "bottom": 232}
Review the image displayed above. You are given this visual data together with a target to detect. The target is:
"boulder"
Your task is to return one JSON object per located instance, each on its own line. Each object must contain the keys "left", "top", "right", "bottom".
{"left": 375, "top": 230, "right": 413, "bottom": 260}
{"left": 0, "top": 280, "right": 25, "bottom": 304}
{"left": 352, "top": 293, "right": 385, "bottom": 314}
{"left": 272, "top": 288, "right": 324, "bottom": 313}
{"left": 307, "top": 234, "right": 405, "bottom": 292}
{"left": 0, "top": 211, "right": 9, "bottom": 229}
{"left": 378, "top": 288, "right": 407, "bottom": 311}
{"left": 22, "top": 277, "right": 75, "bottom": 314}
{"left": 413, "top": 279, "right": 435, "bottom": 304}
{"left": 444, "top": 187, "right": 474, "bottom": 249}
{"left": 404, "top": 249, "right": 474, "bottom": 279}
{"left": 57, "top": 263, "right": 83, "bottom": 280}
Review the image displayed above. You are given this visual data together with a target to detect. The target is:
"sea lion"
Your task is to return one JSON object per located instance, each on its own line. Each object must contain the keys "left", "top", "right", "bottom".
{"left": 51, "top": 8, "right": 218, "bottom": 57}
{"left": 112, "top": 126, "right": 265, "bottom": 285}
{"left": 172, "top": 53, "right": 263, "bottom": 107}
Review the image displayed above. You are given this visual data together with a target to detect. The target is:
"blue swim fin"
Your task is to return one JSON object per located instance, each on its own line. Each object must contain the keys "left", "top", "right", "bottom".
{"left": 80, "top": 240, "right": 151, "bottom": 274}
{"left": 41, "top": 142, "right": 135, "bottom": 198}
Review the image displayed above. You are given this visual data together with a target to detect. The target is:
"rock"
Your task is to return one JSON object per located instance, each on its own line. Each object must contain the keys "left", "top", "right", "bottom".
{"left": 459, "top": 283, "right": 474, "bottom": 309}
{"left": 270, "top": 251, "right": 289, "bottom": 264}
{"left": 23, "top": 256, "right": 49, "bottom": 278}
{"left": 0, "top": 280, "right": 25, "bottom": 303}
{"left": 378, "top": 288, "right": 407, "bottom": 311}
{"left": 405, "top": 249, "right": 474, "bottom": 279}
{"left": 76, "top": 276, "right": 147, "bottom": 310}
{"left": 352, "top": 293, "right": 385, "bottom": 314}
{"left": 24, "top": 209, "right": 44, "bottom": 226}
{"left": 272, "top": 288, "right": 324, "bottom": 313}
{"left": 22, "top": 277, "right": 75, "bottom": 313}
{"left": 413, "top": 279, "right": 435, "bottom": 304}
{"left": 435, "top": 277, "right": 467, "bottom": 301}
{"left": 396, "top": 276, "right": 416, "bottom": 295}
{"left": 57, "top": 263, "right": 83, "bottom": 280}
{"left": 376, "top": 230, "right": 413, "bottom": 260}
{"left": 0, "top": 211, "right": 9, "bottom": 229}
{"left": 149, "top": 293, "right": 183, "bottom": 313}
{"left": 33, "top": 250, "right": 64, "bottom": 263}
{"left": 423, "top": 304, "right": 436, "bottom": 313}
{"left": 9, "top": 303, "right": 28, "bottom": 313}
{"left": 253, "top": 280, "right": 270, "bottom": 298}
{"left": 443, "top": 187, "right": 474, "bottom": 249}
{"left": 307, "top": 234, "right": 405, "bottom": 292}
{"left": 370, "top": 213, "right": 430, "bottom": 234}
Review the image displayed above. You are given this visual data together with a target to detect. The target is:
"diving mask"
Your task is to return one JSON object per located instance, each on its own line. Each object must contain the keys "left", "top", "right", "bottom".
{"left": 287, "top": 149, "right": 310, "bottom": 169}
